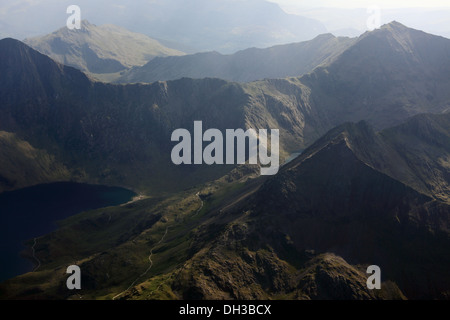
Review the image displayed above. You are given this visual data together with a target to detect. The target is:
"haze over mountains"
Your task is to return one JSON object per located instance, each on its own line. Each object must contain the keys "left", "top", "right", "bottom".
{"left": 25, "top": 21, "right": 355, "bottom": 84}
{"left": 301, "top": 21, "right": 450, "bottom": 129}
{"left": 117, "top": 33, "right": 355, "bottom": 83}
{"left": 0, "top": 0, "right": 327, "bottom": 53}
{"left": 24, "top": 20, "right": 184, "bottom": 81}
{"left": 0, "top": 20, "right": 449, "bottom": 300}
{"left": 294, "top": 6, "right": 450, "bottom": 40}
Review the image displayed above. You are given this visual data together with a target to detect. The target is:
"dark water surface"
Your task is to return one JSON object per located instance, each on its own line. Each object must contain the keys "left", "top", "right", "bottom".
{"left": 0, "top": 182, "right": 136, "bottom": 282}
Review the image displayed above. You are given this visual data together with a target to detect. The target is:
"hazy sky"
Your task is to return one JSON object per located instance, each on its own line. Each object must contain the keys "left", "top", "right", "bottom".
{"left": 0, "top": 0, "right": 449, "bottom": 51}
{"left": 267, "top": 0, "right": 450, "bottom": 39}
{"left": 270, "top": 0, "right": 450, "bottom": 9}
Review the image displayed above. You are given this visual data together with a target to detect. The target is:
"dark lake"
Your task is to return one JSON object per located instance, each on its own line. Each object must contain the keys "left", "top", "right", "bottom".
{"left": 0, "top": 182, "right": 136, "bottom": 282}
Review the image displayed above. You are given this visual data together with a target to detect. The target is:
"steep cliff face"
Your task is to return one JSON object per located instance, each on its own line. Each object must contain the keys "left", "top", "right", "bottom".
{"left": 301, "top": 22, "right": 450, "bottom": 130}
{"left": 249, "top": 120, "right": 450, "bottom": 299}
{"left": 0, "top": 38, "right": 308, "bottom": 193}
{"left": 0, "top": 39, "right": 248, "bottom": 192}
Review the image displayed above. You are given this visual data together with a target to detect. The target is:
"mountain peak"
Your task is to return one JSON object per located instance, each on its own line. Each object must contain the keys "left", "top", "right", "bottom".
{"left": 23, "top": 22, "right": 184, "bottom": 78}
{"left": 79, "top": 19, "right": 95, "bottom": 30}
{"left": 0, "top": 37, "right": 43, "bottom": 58}
{"left": 0, "top": 37, "right": 25, "bottom": 47}
{"left": 314, "top": 33, "right": 336, "bottom": 40}
{"left": 359, "top": 20, "right": 418, "bottom": 40}
{"left": 381, "top": 20, "right": 408, "bottom": 30}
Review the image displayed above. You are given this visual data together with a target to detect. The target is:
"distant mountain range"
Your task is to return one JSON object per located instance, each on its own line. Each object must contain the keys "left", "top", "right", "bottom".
{"left": 24, "top": 21, "right": 350, "bottom": 84}
{"left": 24, "top": 20, "right": 184, "bottom": 81}
{"left": 1, "top": 22, "right": 450, "bottom": 195}
{"left": 0, "top": 21, "right": 449, "bottom": 300}
{"left": 1, "top": 0, "right": 327, "bottom": 54}
{"left": 117, "top": 33, "right": 355, "bottom": 83}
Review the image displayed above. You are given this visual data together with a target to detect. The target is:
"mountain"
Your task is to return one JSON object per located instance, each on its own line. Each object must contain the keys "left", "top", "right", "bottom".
{"left": 301, "top": 21, "right": 450, "bottom": 129}
{"left": 237, "top": 21, "right": 450, "bottom": 136}
{"left": 124, "top": 21, "right": 450, "bottom": 131}
{"left": 379, "top": 114, "right": 450, "bottom": 202}
{"left": 244, "top": 119, "right": 450, "bottom": 299}
{"left": 2, "top": 0, "right": 327, "bottom": 54}
{"left": 0, "top": 37, "right": 298, "bottom": 194}
{"left": 159, "top": 118, "right": 449, "bottom": 300}
{"left": 1, "top": 22, "right": 450, "bottom": 299}
{"left": 1, "top": 115, "right": 448, "bottom": 300}
{"left": 117, "top": 34, "right": 355, "bottom": 83}
{"left": 347, "top": 114, "right": 450, "bottom": 203}
{"left": 0, "top": 38, "right": 234, "bottom": 193}
{"left": 1, "top": 22, "right": 450, "bottom": 195}
{"left": 24, "top": 20, "right": 184, "bottom": 81}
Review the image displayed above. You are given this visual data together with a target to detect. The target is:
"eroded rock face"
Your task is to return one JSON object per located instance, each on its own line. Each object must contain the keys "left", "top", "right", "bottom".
{"left": 297, "top": 254, "right": 375, "bottom": 300}
{"left": 168, "top": 219, "right": 400, "bottom": 300}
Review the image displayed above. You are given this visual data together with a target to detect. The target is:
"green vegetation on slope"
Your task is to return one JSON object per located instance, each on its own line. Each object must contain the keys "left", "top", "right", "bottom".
{"left": 0, "top": 131, "right": 72, "bottom": 192}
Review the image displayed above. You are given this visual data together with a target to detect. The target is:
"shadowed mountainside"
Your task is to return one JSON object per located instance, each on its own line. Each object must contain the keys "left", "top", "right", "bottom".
{"left": 1, "top": 22, "right": 450, "bottom": 197}
{"left": 1, "top": 116, "right": 448, "bottom": 300}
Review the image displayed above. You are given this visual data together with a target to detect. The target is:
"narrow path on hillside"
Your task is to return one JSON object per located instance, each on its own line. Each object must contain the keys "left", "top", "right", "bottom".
{"left": 31, "top": 238, "right": 41, "bottom": 272}
{"left": 112, "top": 226, "right": 169, "bottom": 300}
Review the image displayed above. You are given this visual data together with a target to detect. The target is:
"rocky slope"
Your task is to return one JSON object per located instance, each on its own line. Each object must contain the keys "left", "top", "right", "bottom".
{"left": 159, "top": 118, "right": 450, "bottom": 300}
{"left": 1, "top": 116, "right": 448, "bottom": 300}
{"left": 302, "top": 21, "right": 450, "bottom": 129}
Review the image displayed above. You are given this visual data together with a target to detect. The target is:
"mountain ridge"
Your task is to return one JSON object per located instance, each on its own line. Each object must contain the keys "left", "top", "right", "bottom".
{"left": 117, "top": 33, "right": 355, "bottom": 83}
{"left": 23, "top": 20, "right": 184, "bottom": 81}
{"left": 1, "top": 21, "right": 450, "bottom": 196}
{"left": 2, "top": 114, "right": 448, "bottom": 299}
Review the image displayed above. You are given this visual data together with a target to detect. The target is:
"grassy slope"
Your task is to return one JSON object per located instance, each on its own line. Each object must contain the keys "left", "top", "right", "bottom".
{"left": 0, "top": 166, "right": 261, "bottom": 299}
{"left": 0, "top": 131, "right": 72, "bottom": 192}
{"left": 0, "top": 161, "right": 408, "bottom": 300}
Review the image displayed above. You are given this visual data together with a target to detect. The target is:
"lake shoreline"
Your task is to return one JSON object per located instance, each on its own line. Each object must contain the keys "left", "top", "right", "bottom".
{"left": 0, "top": 182, "right": 136, "bottom": 282}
